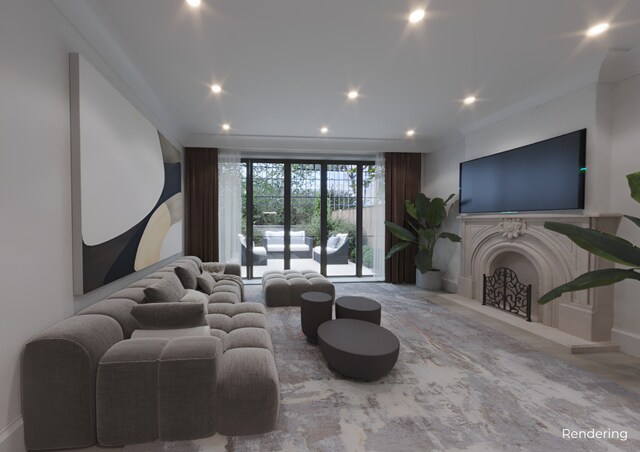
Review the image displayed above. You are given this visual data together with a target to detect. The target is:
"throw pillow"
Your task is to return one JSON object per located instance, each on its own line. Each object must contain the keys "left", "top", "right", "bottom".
{"left": 180, "top": 289, "right": 209, "bottom": 305}
{"left": 174, "top": 264, "right": 198, "bottom": 290}
{"left": 143, "top": 273, "right": 185, "bottom": 303}
{"left": 131, "top": 302, "right": 207, "bottom": 329}
{"left": 196, "top": 272, "right": 216, "bottom": 295}
{"left": 327, "top": 236, "right": 340, "bottom": 248}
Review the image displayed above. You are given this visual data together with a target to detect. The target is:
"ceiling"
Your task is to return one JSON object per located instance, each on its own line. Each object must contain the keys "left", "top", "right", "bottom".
{"left": 54, "top": 0, "right": 640, "bottom": 149}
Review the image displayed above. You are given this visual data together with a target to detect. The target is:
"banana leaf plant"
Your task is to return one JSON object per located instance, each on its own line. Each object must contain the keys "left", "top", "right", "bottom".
{"left": 538, "top": 171, "right": 640, "bottom": 304}
{"left": 385, "top": 193, "right": 461, "bottom": 273}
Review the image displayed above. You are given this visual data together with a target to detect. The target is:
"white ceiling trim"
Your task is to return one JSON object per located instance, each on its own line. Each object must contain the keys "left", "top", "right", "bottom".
{"left": 185, "top": 134, "right": 427, "bottom": 154}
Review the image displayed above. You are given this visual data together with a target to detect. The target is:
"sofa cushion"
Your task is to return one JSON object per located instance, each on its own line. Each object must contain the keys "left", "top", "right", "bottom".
{"left": 131, "top": 302, "right": 206, "bottom": 329}
{"left": 216, "top": 348, "right": 280, "bottom": 436}
{"left": 107, "top": 287, "right": 146, "bottom": 304}
{"left": 327, "top": 235, "right": 340, "bottom": 248}
{"left": 224, "top": 328, "right": 273, "bottom": 353}
{"left": 158, "top": 336, "right": 220, "bottom": 440}
{"left": 97, "top": 338, "right": 168, "bottom": 446}
{"left": 77, "top": 298, "right": 139, "bottom": 339}
{"left": 196, "top": 272, "right": 216, "bottom": 295}
{"left": 131, "top": 326, "right": 211, "bottom": 339}
{"left": 175, "top": 258, "right": 201, "bottom": 276}
{"left": 130, "top": 277, "right": 163, "bottom": 289}
{"left": 180, "top": 289, "right": 209, "bottom": 305}
{"left": 143, "top": 273, "right": 185, "bottom": 303}
{"left": 208, "top": 302, "right": 266, "bottom": 316}
{"left": 290, "top": 230, "right": 305, "bottom": 244}
{"left": 208, "top": 292, "right": 238, "bottom": 304}
{"left": 180, "top": 256, "right": 203, "bottom": 273}
{"left": 174, "top": 264, "right": 198, "bottom": 290}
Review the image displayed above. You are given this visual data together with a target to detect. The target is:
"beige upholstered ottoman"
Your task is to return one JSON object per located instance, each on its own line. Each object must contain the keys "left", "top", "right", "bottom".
{"left": 262, "top": 270, "right": 335, "bottom": 307}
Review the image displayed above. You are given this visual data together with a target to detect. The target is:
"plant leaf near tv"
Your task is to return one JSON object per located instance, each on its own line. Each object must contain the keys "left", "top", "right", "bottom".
{"left": 385, "top": 193, "right": 461, "bottom": 273}
{"left": 538, "top": 171, "right": 640, "bottom": 305}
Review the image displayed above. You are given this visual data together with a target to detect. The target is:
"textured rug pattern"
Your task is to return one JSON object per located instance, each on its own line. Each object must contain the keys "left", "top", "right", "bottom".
{"left": 124, "top": 283, "right": 640, "bottom": 452}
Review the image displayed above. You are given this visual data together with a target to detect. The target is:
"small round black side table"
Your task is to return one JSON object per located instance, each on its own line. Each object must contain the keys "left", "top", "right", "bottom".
{"left": 300, "top": 291, "right": 334, "bottom": 344}
{"left": 335, "top": 296, "right": 381, "bottom": 325}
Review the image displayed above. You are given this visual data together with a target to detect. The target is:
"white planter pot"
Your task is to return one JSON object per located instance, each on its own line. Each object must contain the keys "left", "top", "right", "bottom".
{"left": 416, "top": 269, "right": 442, "bottom": 290}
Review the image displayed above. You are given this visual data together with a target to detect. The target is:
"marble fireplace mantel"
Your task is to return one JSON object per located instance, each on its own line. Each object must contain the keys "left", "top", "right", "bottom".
{"left": 457, "top": 213, "right": 621, "bottom": 342}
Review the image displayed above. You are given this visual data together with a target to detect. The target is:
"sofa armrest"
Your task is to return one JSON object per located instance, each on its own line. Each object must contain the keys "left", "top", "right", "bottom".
{"left": 305, "top": 236, "right": 314, "bottom": 249}
{"left": 224, "top": 263, "right": 241, "bottom": 277}
{"left": 22, "top": 315, "right": 123, "bottom": 451}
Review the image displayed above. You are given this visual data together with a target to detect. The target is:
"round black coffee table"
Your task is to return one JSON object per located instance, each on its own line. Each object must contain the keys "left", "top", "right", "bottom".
{"left": 335, "top": 296, "right": 381, "bottom": 324}
{"left": 300, "top": 291, "right": 334, "bottom": 344}
{"left": 317, "top": 319, "right": 399, "bottom": 381}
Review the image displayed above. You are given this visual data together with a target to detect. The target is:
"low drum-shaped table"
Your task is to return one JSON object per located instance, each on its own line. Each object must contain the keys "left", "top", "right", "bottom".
{"left": 300, "top": 291, "right": 334, "bottom": 344}
{"left": 318, "top": 319, "right": 399, "bottom": 381}
{"left": 335, "top": 296, "right": 381, "bottom": 324}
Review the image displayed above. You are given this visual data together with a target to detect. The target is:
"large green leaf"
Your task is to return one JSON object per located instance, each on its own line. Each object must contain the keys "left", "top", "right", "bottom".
{"left": 439, "top": 232, "right": 462, "bottom": 242}
{"left": 385, "top": 221, "right": 416, "bottom": 242}
{"left": 405, "top": 200, "right": 418, "bottom": 221}
{"left": 425, "top": 198, "right": 446, "bottom": 228}
{"left": 415, "top": 193, "right": 429, "bottom": 220}
{"left": 385, "top": 241, "right": 412, "bottom": 259}
{"left": 628, "top": 172, "right": 640, "bottom": 203}
{"left": 443, "top": 193, "right": 455, "bottom": 205}
{"left": 625, "top": 215, "right": 640, "bottom": 230}
{"left": 538, "top": 268, "right": 640, "bottom": 304}
{"left": 418, "top": 229, "right": 435, "bottom": 243}
{"left": 544, "top": 222, "right": 640, "bottom": 267}
{"left": 415, "top": 249, "right": 432, "bottom": 273}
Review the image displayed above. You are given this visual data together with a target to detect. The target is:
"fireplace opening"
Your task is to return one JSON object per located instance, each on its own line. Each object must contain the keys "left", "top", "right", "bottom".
{"left": 483, "top": 267, "right": 532, "bottom": 321}
{"left": 489, "top": 251, "right": 540, "bottom": 322}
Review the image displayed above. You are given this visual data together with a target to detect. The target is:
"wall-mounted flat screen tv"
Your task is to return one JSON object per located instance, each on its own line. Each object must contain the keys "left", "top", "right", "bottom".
{"left": 459, "top": 129, "right": 586, "bottom": 214}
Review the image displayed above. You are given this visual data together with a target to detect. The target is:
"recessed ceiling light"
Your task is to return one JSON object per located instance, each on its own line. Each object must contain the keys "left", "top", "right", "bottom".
{"left": 409, "top": 9, "right": 426, "bottom": 24}
{"left": 406, "top": 129, "right": 415, "bottom": 137}
{"left": 210, "top": 84, "right": 222, "bottom": 93}
{"left": 463, "top": 96, "right": 477, "bottom": 105}
{"left": 586, "top": 22, "right": 610, "bottom": 37}
{"left": 222, "top": 123, "right": 230, "bottom": 131}
{"left": 321, "top": 127, "right": 329, "bottom": 134}
{"left": 347, "top": 90, "right": 359, "bottom": 100}
{"left": 186, "top": 0, "right": 201, "bottom": 8}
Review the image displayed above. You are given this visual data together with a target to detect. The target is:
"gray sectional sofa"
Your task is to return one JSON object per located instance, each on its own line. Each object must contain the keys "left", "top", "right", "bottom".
{"left": 21, "top": 256, "right": 279, "bottom": 451}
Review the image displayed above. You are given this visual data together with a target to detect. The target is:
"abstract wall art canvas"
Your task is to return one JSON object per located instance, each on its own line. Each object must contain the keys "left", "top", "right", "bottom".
{"left": 70, "top": 53, "right": 183, "bottom": 294}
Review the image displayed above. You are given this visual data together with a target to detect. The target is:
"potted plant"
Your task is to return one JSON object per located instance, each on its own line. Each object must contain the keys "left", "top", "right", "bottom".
{"left": 539, "top": 171, "right": 640, "bottom": 304}
{"left": 385, "top": 193, "right": 461, "bottom": 290}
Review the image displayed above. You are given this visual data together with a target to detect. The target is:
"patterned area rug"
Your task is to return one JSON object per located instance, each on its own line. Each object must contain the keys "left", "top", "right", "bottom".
{"left": 124, "top": 283, "right": 640, "bottom": 452}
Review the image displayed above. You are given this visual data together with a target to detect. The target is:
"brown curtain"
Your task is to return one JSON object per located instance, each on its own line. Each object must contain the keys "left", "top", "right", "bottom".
{"left": 385, "top": 152, "right": 422, "bottom": 283}
{"left": 185, "top": 147, "right": 219, "bottom": 262}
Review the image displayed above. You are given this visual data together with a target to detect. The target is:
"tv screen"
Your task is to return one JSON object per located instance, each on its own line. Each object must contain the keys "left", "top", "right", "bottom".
{"left": 459, "top": 129, "right": 586, "bottom": 214}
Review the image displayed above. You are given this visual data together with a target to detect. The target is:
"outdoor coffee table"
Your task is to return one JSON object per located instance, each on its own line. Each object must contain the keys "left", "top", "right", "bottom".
{"left": 317, "top": 319, "right": 399, "bottom": 381}
{"left": 300, "top": 291, "right": 334, "bottom": 344}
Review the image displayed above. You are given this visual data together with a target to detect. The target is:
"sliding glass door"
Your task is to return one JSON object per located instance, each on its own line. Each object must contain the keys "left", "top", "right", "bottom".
{"left": 241, "top": 159, "right": 384, "bottom": 280}
{"left": 250, "top": 163, "right": 285, "bottom": 278}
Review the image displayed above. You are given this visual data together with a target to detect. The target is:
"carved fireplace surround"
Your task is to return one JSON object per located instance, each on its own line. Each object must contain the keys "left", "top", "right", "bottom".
{"left": 458, "top": 214, "right": 620, "bottom": 342}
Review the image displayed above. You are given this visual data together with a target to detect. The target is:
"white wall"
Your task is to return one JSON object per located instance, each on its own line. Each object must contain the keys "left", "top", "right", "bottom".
{"left": 421, "top": 140, "right": 465, "bottom": 292}
{"left": 422, "top": 75, "right": 640, "bottom": 357}
{"left": 0, "top": 1, "right": 181, "bottom": 449}
{"left": 609, "top": 73, "right": 640, "bottom": 355}
{"left": 422, "top": 83, "right": 603, "bottom": 288}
